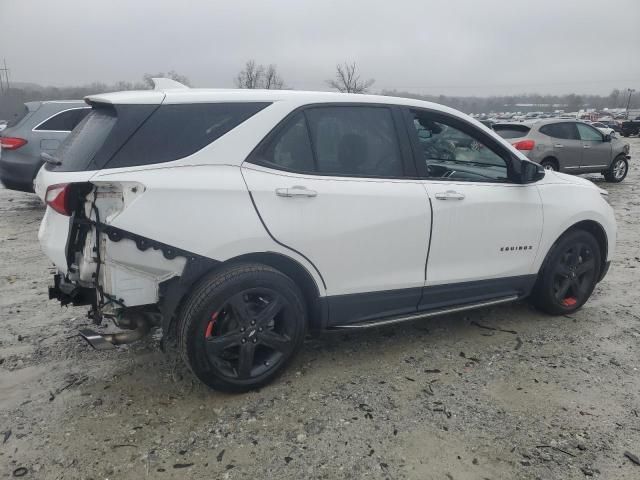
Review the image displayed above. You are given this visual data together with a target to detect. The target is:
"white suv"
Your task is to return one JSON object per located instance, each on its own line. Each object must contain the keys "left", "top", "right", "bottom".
{"left": 35, "top": 85, "right": 616, "bottom": 392}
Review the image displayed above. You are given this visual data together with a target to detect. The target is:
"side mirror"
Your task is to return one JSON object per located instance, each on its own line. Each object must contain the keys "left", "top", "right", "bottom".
{"left": 603, "top": 133, "right": 612, "bottom": 142}
{"left": 520, "top": 160, "right": 545, "bottom": 183}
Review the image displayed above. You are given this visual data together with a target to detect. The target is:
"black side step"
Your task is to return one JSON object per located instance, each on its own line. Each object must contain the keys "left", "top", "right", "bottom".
{"left": 329, "top": 295, "right": 518, "bottom": 329}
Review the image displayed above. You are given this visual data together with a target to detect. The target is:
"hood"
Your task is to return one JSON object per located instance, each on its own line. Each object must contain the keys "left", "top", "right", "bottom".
{"left": 542, "top": 170, "right": 608, "bottom": 195}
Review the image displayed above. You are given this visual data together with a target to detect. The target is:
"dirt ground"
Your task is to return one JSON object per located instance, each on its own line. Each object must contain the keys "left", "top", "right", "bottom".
{"left": 1, "top": 139, "right": 639, "bottom": 480}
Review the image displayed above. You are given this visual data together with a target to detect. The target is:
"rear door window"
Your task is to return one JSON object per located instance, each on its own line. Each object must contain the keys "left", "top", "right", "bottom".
{"left": 254, "top": 113, "right": 315, "bottom": 172}
{"left": 539, "top": 122, "right": 579, "bottom": 140}
{"left": 106, "top": 103, "right": 270, "bottom": 168}
{"left": 34, "top": 108, "right": 90, "bottom": 132}
{"left": 492, "top": 124, "right": 531, "bottom": 139}
{"left": 250, "top": 105, "right": 405, "bottom": 178}
{"left": 304, "top": 106, "right": 403, "bottom": 177}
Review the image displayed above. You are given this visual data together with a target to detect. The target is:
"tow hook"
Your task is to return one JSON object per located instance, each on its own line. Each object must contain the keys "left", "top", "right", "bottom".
{"left": 79, "top": 312, "right": 151, "bottom": 350}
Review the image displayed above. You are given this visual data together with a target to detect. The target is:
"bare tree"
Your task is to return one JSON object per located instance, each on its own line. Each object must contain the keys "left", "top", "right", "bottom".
{"left": 327, "top": 62, "right": 374, "bottom": 93}
{"left": 235, "top": 60, "right": 264, "bottom": 89}
{"left": 263, "top": 64, "right": 285, "bottom": 89}
{"left": 235, "top": 60, "right": 286, "bottom": 89}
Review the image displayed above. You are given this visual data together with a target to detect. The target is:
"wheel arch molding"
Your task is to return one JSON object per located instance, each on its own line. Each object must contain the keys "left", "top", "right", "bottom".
{"left": 538, "top": 219, "right": 609, "bottom": 282}
{"left": 160, "top": 250, "right": 326, "bottom": 339}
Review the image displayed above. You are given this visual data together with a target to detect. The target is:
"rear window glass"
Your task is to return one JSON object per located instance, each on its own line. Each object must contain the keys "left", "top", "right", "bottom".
{"left": 35, "top": 108, "right": 90, "bottom": 132}
{"left": 7, "top": 105, "right": 29, "bottom": 127}
{"left": 106, "top": 102, "right": 269, "bottom": 168}
{"left": 492, "top": 124, "right": 531, "bottom": 139}
{"left": 52, "top": 106, "right": 118, "bottom": 171}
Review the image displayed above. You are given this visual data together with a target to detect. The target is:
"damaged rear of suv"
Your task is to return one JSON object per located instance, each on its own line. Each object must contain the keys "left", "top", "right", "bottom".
{"left": 36, "top": 85, "right": 290, "bottom": 391}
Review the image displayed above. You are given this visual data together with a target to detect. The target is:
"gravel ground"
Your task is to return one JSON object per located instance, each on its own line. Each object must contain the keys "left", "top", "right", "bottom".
{"left": 1, "top": 139, "right": 639, "bottom": 479}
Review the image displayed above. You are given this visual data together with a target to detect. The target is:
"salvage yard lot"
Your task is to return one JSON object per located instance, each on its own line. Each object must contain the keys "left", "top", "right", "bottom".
{"left": 1, "top": 138, "right": 639, "bottom": 479}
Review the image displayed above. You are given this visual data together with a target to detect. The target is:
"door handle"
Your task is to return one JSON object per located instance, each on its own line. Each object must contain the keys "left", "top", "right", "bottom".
{"left": 275, "top": 186, "right": 318, "bottom": 198}
{"left": 434, "top": 190, "right": 465, "bottom": 200}
{"left": 583, "top": 145, "right": 591, "bottom": 149}
{"left": 554, "top": 144, "right": 564, "bottom": 148}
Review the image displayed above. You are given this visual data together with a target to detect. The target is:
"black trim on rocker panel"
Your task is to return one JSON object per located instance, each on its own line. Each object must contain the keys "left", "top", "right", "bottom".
{"left": 328, "top": 287, "right": 423, "bottom": 326}
{"left": 417, "top": 275, "right": 537, "bottom": 312}
{"left": 329, "top": 275, "right": 537, "bottom": 327}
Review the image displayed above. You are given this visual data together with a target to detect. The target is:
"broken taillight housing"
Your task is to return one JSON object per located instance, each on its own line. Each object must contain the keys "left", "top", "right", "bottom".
{"left": 512, "top": 139, "right": 535, "bottom": 151}
{"left": 0, "top": 137, "right": 28, "bottom": 150}
{"left": 45, "top": 183, "right": 72, "bottom": 216}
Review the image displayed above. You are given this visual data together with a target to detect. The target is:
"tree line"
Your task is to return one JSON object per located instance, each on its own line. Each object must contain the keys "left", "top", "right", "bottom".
{"left": 1, "top": 61, "right": 637, "bottom": 121}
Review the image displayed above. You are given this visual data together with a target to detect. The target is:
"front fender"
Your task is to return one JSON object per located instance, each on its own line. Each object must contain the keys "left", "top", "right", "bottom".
{"left": 533, "top": 183, "right": 616, "bottom": 273}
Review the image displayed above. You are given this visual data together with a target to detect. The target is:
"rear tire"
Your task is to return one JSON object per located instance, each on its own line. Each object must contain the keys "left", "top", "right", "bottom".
{"left": 540, "top": 158, "right": 559, "bottom": 171}
{"left": 531, "top": 230, "right": 601, "bottom": 315}
{"left": 604, "top": 155, "right": 628, "bottom": 183}
{"left": 177, "top": 263, "right": 307, "bottom": 392}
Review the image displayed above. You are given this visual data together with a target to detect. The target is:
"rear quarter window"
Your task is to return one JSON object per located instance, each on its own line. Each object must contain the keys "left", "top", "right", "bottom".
{"left": 34, "top": 108, "right": 90, "bottom": 132}
{"left": 492, "top": 124, "right": 531, "bottom": 139}
{"left": 106, "top": 102, "right": 270, "bottom": 168}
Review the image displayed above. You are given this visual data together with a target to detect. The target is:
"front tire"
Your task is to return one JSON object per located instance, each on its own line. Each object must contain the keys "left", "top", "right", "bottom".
{"left": 177, "top": 263, "right": 307, "bottom": 392}
{"left": 531, "top": 230, "right": 601, "bottom": 315}
{"left": 604, "top": 155, "right": 628, "bottom": 183}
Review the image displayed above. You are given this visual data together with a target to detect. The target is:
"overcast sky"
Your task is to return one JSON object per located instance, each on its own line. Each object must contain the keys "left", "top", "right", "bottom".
{"left": 1, "top": 0, "right": 639, "bottom": 96}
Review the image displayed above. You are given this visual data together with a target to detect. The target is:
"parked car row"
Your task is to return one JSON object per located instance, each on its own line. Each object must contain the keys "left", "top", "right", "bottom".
{"left": 30, "top": 83, "right": 617, "bottom": 391}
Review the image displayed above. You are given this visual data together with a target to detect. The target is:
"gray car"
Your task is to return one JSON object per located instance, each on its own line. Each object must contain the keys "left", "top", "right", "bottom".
{"left": 0, "top": 101, "right": 89, "bottom": 192}
{"left": 493, "top": 119, "right": 631, "bottom": 182}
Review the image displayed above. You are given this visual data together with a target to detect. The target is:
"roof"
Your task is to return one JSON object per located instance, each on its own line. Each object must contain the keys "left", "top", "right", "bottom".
{"left": 85, "top": 87, "right": 448, "bottom": 110}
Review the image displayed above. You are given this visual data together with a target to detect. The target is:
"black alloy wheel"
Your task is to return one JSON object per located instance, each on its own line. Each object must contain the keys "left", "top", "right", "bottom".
{"left": 178, "top": 264, "right": 306, "bottom": 392}
{"left": 531, "top": 230, "right": 601, "bottom": 315}
{"left": 203, "top": 288, "right": 296, "bottom": 380}
{"left": 550, "top": 242, "right": 598, "bottom": 308}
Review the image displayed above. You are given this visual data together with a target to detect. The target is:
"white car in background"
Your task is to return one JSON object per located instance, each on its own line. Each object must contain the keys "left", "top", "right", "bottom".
{"left": 34, "top": 83, "right": 616, "bottom": 392}
{"left": 590, "top": 121, "right": 616, "bottom": 137}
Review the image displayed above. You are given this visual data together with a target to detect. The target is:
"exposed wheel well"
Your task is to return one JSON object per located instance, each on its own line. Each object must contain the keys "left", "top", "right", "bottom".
{"left": 224, "top": 252, "right": 326, "bottom": 331}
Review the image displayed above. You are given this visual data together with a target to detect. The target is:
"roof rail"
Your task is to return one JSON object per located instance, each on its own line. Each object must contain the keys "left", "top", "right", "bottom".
{"left": 151, "top": 77, "right": 189, "bottom": 90}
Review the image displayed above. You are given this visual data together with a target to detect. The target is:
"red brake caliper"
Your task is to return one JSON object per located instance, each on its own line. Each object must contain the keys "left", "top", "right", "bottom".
{"left": 562, "top": 297, "right": 577, "bottom": 307}
{"left": 205, "top": 312, "right": 218, "bottom": 338}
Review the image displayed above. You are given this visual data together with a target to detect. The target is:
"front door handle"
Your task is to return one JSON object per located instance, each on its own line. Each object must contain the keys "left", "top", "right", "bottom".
{"left": 275, "top": 186, "right": 318, "bottom": 198}
{"left": 554, "top": 144, "right": 564, "bottom": 148}
{"left": 435, "top": 190, "right": 465, "bottom": 201}
{"left": 583, "top": 145, "right": 591, "bottom": 149}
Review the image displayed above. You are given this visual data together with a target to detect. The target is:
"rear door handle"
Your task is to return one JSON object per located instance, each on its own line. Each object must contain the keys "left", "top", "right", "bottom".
{"left": 435, "top": 190, "right": 465, "bottom": 201}
{"left": 275, "top": 186, "right": 318, "bottom": 198}
{"left": 583, "top": 145, "right": 591, "bottom": 149}
{"left": 554, "top": 144, "right": 564, "bottom": 148}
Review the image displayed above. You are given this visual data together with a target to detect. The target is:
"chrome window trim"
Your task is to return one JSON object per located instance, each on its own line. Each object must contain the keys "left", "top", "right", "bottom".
{"left": 31, "top": 107, "right": 91, "bottom": 133}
